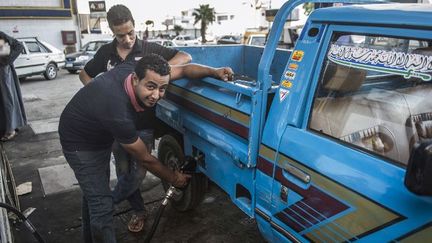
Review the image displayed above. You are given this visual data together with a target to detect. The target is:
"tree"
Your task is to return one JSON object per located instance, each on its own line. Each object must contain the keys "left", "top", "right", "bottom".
{"left": 144, "top": 20, "right": 154, "bottom": 40}
{"left": 192, "top": 4, "right": 215, "bottom": 44}
{"left": 162, "top": 19, "right": 171, "bottom": 31}
{"left": 173, "top": 25, "right": 183, "bottom": 36}
{"left": 145, "top": 20, "right": 154, "bottom": 27}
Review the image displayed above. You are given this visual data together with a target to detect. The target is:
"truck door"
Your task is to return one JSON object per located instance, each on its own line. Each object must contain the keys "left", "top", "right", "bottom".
{"left": 263, "top": 25, "right": 432, "bottom": 242}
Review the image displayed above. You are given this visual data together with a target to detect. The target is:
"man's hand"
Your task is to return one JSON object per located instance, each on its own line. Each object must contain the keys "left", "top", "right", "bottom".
{"left": 213, "top": 67, "right": 234, "bottom": 81}
{"left": 172, "top": 170, "right": 192, "bottom": 188}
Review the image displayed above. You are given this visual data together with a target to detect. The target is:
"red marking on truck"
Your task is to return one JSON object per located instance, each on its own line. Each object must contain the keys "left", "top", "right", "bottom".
{"left": 166, "top": 92, "right": 249, "bottom": 139}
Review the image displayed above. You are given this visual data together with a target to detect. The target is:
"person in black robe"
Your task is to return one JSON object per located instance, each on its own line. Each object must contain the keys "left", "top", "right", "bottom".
{"left": 0, "top": 31, "right": 27, "bottom": 141}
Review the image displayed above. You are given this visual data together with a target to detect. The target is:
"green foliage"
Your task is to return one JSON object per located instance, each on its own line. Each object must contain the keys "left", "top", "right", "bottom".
{"left": 173, "top": 25, "right": 183, "bottom": 36}
{"left": 193, "top": 4, "right": 215, "bottom": 43}
{"left": 145, "top": 20, "right": 154, "bottom": 27}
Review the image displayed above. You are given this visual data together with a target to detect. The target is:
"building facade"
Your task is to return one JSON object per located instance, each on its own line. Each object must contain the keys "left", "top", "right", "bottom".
{"left": 0, "top": 0, "right": 79, "bottom": 53}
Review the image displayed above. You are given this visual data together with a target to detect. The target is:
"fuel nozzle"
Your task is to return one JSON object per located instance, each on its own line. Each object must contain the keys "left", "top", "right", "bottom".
{"left": 163, "top": 156, "right": 198, "bottom": 204}
{"left": 144, "top": 155, "right": 199, "bottom": 243}
{"left": 179, "top": 155, "right": 197, "bottom": 175}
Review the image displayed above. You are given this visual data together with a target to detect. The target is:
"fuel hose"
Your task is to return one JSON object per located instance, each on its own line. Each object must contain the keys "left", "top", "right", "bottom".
{"left": 144, "top": 156, "right": 197, "bottom": 243}
{"left": 0, "top": 202, "right": 45, "bottom": 243}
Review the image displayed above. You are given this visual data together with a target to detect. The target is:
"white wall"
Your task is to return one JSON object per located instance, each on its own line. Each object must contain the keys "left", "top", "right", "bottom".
{"left": 1, "top": 17, "right": 79, "bottom": 52}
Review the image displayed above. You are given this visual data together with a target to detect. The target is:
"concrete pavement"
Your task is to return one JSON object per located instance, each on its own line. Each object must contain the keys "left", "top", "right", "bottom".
{"left": 2, "top": 70, "right": 265, "bottom": 243}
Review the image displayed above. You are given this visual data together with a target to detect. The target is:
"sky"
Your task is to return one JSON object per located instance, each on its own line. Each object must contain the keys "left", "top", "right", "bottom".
{"left": 78, "top": 0, "right": 288, "bottom": 29}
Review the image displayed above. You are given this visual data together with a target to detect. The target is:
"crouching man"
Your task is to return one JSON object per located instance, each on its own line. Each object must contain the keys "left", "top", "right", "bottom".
{"left": 58, "top": 54, "right": 233, "bottom": 243}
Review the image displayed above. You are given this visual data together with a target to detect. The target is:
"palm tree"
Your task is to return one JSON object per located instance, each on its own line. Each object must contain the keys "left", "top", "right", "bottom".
{"left": 144, "top": 20, "right": 154, "bottom": 39}
{"left": 173, "top": 25, "right": 183, "bottom": 36}
{"left": 192, "top": 4, "right": 215, "bottom": 44}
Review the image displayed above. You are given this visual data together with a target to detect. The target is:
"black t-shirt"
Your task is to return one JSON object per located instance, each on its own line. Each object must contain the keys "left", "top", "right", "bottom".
{"left": 83, "top": 38, "right": 178, "bottom": 78}
{"left": 83, "top": 38, "right": 178, "bottom": 131}
{"left": 59, "top": 63, "right": 140, "bottom": 151}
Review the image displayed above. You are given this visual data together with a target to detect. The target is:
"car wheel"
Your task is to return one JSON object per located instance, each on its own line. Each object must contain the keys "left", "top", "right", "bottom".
{"left": 67, "top": 70, "right": 78, "bottom": 74}
{"left": 157, "top": 134, "right": 208, "bottom": 211}
{"left": 19, "top": 77, "right": 26, "bottom": 82}
{"left": 44, "top": 63, "right": 57, "bottom": 80}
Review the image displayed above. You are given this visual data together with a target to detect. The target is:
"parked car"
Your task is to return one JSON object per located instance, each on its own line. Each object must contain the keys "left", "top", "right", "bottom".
{"left": 245, "top": 34, "right": 266, "bottom": 46}
{"left": 172, "top": 35, "right": 199, "bottom": 46}
{"left": 197, "top": 35, "right": 216, "bottom": 45}
{"left": 14, "top": 37, "right": 65, "bottom": 80}
{"left": 216, "top": 35, "right": 242, "bottom": 45}
{"left": 147, "top": 39, "right": 177, "bottom": 47}
{"left": 64, "top": 39, "right": 111, "bottom": 74}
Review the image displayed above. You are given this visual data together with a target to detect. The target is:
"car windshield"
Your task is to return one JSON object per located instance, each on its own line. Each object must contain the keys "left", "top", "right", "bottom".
{"left": 86, "top": 42, "right": 99, "bottom": 51}
{"left": 250, "top": 36, "right": 266, "bottom": 46}
{"left": 184, "top": 36, "right": 191, "bottom": 40}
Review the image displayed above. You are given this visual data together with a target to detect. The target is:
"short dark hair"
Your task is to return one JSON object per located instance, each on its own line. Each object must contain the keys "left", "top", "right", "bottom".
{"left": 107, "top": 4, "right": 135, "bottom": 28}
{"left": 135, "top": 54, "right": 171, "bottom": 80}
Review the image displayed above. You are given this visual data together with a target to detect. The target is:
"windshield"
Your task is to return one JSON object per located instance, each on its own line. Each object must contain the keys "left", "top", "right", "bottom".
{"left": 309, "top": 32, "right": 432, "bottom": 166}
{"left": 250, "top": 36, "right": 266, "bottom": 46}
{"left": 85, "top": 41, "right": 106, "bottom": 52}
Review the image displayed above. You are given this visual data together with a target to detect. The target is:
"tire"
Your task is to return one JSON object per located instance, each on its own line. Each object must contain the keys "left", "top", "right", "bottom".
{"left": 44, "top": 63, "right": 57, "bottom": 80}
{"left": 158, "top": 134, "right": 208, "bottom": 211}
{"left": 18, "top": 77, "right": 26, "bottom": 82}
{"left": 67, "top": 70, "right": 78, "bottom": 74}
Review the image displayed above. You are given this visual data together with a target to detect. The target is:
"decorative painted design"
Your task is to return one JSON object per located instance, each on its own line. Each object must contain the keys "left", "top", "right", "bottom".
{"left": 397, "top": 222, "right": 432, "bottom": 242}
{"left": 257, "top": 145, "right": 404, "bottom": 242}
{"left": 166, "top": 85, "right": 250, "bottom": 139}
{"left": 281, "top": 80, "right": 293, "bottom": 89}
{"left": 291, "top": 50, "right": 305, "bottom": 62}
{"left": 284, "top": 71, "right": 296, "bottom": 80}
{"left": 288, "top": 63, "right": 299, "bottom": 71}
{"left": 328, "top": 44, "right": 432, "bottom": 81}
{"left": 279, "top": 89, "right": 290, "bottom": 102}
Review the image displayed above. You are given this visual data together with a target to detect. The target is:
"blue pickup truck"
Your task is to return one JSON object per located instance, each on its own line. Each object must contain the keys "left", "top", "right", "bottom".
{"left": 156, "top": 1, "right": 432, "bottom": 242}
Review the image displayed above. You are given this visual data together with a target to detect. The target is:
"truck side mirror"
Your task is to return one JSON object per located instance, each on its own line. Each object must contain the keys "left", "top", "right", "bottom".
{"left": 404, "top": 140, "right": 432, "bottom": 196}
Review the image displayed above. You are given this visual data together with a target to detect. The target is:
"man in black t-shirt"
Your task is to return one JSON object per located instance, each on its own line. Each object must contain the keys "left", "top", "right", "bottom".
{"left": 78, "top": 4, "right": 192, "bottom": 233}
{"left": 60, "top": 54, "right": 233, "bottom": 242}
{"left": 79, "top": 5, "right": 191, "bottom": 85}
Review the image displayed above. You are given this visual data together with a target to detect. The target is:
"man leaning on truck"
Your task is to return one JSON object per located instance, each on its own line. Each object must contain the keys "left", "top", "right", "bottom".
{"left": 79, "top": 4, "right": 192, "bottom": 233}
{"left": 59, "top": 54, "right": 233, "bottom": 242}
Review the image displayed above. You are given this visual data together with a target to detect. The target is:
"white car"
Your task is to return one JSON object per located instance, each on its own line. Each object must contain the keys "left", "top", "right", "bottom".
{"left": 14, "top": 37, "right": 65, "bottom": 80}
{"left": 147, "top": 39, "right": 178, "bottom": 47}
{"left": 172, "top": 35, "right": 199, "bottom": 46}
{"left": 245, "top": 34, "right": 266, "bottom": 46}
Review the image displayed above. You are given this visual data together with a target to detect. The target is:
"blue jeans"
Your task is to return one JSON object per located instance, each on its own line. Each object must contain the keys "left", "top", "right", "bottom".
{"left": 63, "top": 148, "right": 116, "bottom": 243}
{"left": 112, "top": 130, "right": 153, "bottom": 216}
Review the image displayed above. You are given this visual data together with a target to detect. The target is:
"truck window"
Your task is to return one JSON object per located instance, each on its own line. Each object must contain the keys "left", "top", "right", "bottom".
{"left": 309, "top": 32, "right": 432, "bottom": 166}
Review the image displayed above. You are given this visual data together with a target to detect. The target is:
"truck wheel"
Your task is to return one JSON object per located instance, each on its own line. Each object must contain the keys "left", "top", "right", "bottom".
{"left": 158, "top": 134, "right": 208, "bottom": 211}
{"left": 44, "top": 63, "right": 57, "bottom": 80}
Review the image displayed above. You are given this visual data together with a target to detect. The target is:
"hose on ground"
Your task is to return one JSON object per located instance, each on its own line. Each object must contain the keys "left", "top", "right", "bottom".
{"left": 0, "top": 202, "right": 45, "bottom": 243}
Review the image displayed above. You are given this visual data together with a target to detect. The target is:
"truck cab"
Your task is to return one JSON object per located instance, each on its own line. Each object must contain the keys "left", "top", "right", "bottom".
{"left": 156, "top": 1, "right": 432, "bottom": 242}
